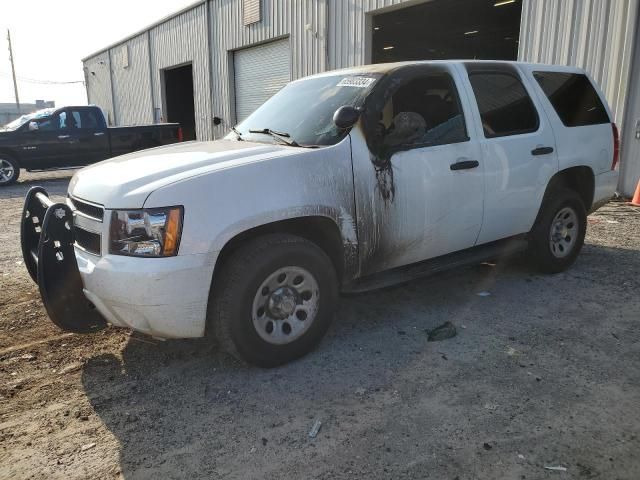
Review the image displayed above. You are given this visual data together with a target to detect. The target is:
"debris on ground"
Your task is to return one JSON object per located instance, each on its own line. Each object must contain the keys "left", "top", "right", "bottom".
{"left": 483, "top": 442, "right": 492, "bottom": 450}
{"left": 58, "top": 362, "right": 83, "bottom": 375}
{"left": 308, "top": 419, "right": 322, "bottom": 438}
{"left": 476, "top": 291, "right": 491, "bottom": 297}
{"left": 427, "top": 321, "right": 457, "bottom": 342}
{"left": 80, "top": 443, "right": 96, "bottom": 452}
{"left": 544, "top": 465, "right": 568, "bottom": 472}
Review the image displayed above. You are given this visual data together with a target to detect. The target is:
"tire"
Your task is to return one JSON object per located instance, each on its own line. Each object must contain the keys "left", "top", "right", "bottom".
{"left": 209, "top": 233, "right": 338, "bottom": 367}
{"left": 528, "top": 187, "right": 587, "bottom": 273}
{"left": 0, "top": 155, "right": 20, "bottom": 186}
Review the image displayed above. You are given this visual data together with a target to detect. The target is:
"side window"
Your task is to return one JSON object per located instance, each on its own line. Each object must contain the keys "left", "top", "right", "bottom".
{"left": 533, "top": 72, "right": 610, "bottom": 127}
{"left": 468, "top": 72, "right": 539, "bottom": 138}
{"left": 80, "top": 109, "right": 102, "bottom": 129}
{"left": 64, "top": 110, "right": 82, "bottom": 129}
{"left": 35, "top": 117, "right": 56, "bottom": 131}
{"left": 59, "top": 111, "right": 68, "bottom": 129}
{"left": 380, "top": 74, "right": 468, "bottom": 150}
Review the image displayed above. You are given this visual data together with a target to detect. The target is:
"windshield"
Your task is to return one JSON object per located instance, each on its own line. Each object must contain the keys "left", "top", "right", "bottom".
{"left": 1, "top": 108, "right": 56, "bottom": 131}
{"left": 232, "top": 73, "right": 381, "bottom": 146}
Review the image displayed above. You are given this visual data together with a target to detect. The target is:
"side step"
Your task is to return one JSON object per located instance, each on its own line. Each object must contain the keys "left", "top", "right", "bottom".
{"left": 20, "top": 187, "right": 107, "bottom": 333}
{"left": 343, "top": 236, "right": 529, "bottom": 293}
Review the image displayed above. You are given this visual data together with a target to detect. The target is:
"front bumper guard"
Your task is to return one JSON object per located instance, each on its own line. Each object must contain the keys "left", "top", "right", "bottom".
{"left": 20, "top": 187, "right": 107, "bottom": 333}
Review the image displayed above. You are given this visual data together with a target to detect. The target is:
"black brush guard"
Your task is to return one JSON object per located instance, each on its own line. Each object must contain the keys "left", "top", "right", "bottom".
{"left": 20, "top": 187, "right": 107, "bottom": 333}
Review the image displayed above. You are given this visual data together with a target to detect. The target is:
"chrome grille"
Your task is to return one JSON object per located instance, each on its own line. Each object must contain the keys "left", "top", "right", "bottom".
{"left": 67, "top": 195, "right": 104, "bottom": 222}
{"left": 74, "top": 226, "right": 101, "bottom": 255}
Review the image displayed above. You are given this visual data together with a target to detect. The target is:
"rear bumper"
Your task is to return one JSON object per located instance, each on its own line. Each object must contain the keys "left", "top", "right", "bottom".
{"left": 76, "top": 249, "right": 216, "bottom": 338}
{"left": 590, "top": 170, "right": 619, "bottom": 213}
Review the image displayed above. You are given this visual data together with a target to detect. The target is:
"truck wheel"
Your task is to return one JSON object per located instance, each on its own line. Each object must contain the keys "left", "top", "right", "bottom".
{"left": 0, "top": 155, "right": 20, "bottom": 186}
{"left": 210, "top": 233, "right": 338, "bottom": 367}
{"left": 528, "top": 187, "right": 586, "bottom": 273}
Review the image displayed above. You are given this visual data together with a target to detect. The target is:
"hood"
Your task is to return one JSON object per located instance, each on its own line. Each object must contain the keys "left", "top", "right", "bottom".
{"left": 69, "top": 140, "right": 295, "bottom": 208}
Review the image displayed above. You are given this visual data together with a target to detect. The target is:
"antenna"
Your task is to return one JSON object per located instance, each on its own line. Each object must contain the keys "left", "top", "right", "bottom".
{"left": 7, "top": 29, "right": 20, "bottom": 114}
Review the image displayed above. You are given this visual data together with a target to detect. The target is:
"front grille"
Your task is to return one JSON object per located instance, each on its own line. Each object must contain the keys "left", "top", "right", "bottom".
{"left": 68, "top": 195, "right": 104, "bottom": 221}
{"left": 74, "top": 226, "right": 101, "bottom": 255}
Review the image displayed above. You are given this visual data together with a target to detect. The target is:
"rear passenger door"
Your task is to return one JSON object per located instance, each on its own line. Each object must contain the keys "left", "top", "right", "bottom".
{"left": 65, "top": 108, "right": 109, "bottom": 165}
{"left": 459, "top": 63, "right": 558, "bottom": 244}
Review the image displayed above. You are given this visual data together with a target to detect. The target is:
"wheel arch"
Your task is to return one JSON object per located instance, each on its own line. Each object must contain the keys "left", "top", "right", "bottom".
{"left": 543, "top": 166, "right": 595, "bottom": 211}
{"left": 212, "top": 215, "right": 355, "bottom": 290}
{"left": 0, "top": 147, "right": 20, "bottom": 162}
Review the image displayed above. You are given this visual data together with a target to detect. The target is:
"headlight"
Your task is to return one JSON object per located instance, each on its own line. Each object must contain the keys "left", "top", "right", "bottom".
{"left": 109, "top": 207, "right": 183, "bottom": 257}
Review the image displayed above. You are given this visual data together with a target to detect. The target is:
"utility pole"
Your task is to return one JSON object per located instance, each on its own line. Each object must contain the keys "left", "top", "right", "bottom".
{"left": 7, "top": 29, "right": 20, "bottom": 114}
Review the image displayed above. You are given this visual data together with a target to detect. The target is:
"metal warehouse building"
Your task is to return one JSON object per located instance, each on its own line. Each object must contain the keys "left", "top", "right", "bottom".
{"left": 82, "top": 0, "right": 640, "bottom": 196}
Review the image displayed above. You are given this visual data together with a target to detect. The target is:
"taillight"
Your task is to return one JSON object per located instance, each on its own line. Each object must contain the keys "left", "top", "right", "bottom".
{"left": 177, "top": 127, "right": 184, "bottom": 142}
{"left": 612, "top": 123, "right": 620, "bottom": 170}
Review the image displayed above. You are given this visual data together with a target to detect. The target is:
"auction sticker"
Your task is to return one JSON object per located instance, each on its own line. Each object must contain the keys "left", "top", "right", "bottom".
{"left": 337, "top": 77, "right": 376, "bottom": 88}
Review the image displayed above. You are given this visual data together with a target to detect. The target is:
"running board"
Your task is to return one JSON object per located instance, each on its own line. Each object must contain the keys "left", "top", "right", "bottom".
{"left": 343, "top": 236, "right": 529, "bottom": 293}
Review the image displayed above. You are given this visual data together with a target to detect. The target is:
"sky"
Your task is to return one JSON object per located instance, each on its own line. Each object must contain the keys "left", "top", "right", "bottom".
{"left": 0, "top": 0, "right": 195, "bottom": 108}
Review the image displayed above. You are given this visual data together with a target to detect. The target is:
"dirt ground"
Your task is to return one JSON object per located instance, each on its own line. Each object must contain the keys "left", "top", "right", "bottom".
{"left": 1, "top": 171, "right": 639, "bottom": 480}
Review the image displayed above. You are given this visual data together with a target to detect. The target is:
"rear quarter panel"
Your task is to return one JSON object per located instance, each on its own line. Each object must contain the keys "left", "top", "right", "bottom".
{"left": 521, "top": 64, "right": 614, "bottom": 175}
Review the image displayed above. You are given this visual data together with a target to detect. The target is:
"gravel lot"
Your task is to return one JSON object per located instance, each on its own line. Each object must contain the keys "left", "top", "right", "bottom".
{"left": 1, "top": 171, "right": 639, "bottom": 479}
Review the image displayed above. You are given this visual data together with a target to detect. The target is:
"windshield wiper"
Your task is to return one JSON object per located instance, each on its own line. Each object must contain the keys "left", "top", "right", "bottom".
{"left": 248, "top": 128, "right": 300, "bottom": 147}
{"left": 231, "top": 126, "right": 243, "bottom": 141}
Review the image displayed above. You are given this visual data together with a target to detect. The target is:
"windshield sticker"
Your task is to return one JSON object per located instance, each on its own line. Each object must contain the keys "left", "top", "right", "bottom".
{"left": 337, "top": 77, "right": 376, "bottom": 88}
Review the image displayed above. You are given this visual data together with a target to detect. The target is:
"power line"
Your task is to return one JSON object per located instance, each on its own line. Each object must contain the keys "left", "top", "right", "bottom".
{"left": 0, "top": 71, "right": 84, "bottom": 85}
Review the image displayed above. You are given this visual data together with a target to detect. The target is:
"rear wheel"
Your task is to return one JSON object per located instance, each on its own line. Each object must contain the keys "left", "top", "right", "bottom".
{"left": 210, "top": 233, "right": 338, "bottom": 367}
{"left": 0, "top": 155, "right": 19, "bottom": 186}
{"left": 528, "top": 188, "right": 586, "bottom": 273}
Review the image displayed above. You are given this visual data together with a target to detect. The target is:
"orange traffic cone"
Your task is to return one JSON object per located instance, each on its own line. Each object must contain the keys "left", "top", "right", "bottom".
{"left": 631, "top": 178, "right": 640, "bottom": 206}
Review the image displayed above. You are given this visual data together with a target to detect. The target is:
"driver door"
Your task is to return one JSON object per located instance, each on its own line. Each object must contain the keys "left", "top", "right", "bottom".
{"left": 19, "top": 111, "right": 78, "bottom": 168}
{"left": 351, "top": 64, "right": 485, "bottom": 276}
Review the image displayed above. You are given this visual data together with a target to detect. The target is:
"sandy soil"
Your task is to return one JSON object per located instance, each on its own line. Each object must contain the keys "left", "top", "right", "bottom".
{"left": 1, "top": 171, "right": 639, "bottom": 479}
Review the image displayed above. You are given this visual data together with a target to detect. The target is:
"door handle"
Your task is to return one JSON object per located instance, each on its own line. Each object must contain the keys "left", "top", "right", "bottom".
{"left": 450, "top": 160, "right": 479, "bottom": 171}
{"left": 94, "top": 132, "right": 105, "bottom": 136}
{"left": 531, "top": 146, "right": 554, "bottom": 155}
{"left": 57, "top": 135, "right": 70, "bottom": 139}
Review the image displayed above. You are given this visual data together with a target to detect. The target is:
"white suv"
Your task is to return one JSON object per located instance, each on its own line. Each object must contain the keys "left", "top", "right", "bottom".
{"left": 22, "top": 61, "right": 619, "bottom": 367}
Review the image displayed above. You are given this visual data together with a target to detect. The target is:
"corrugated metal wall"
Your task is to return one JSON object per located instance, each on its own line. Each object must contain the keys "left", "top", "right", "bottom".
{"left": 327, "top": 0, "right": 420, "bottom": 69}
{"left": 149, "top": 3, "right": 213, "bottom": 140}
{"left": 519, "top": 0, "right": 638, "bottom": 126}
{"left": 84, "top": 51, "right": 114, "bottom": 125}
{"left": 110, "top": 34, "right": 153, "bottom": 126}
{"left": 81, "top": 0, "right": 639, "bottom": 192}
{"left": 519, "top": 0, "right": 640, "bottom": 195}
{"left": 208, "top": 0, "right": 327, "bottom": 138}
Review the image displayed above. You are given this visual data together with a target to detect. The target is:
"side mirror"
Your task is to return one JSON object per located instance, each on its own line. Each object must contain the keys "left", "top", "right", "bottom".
{"left": 333, "top": 106, "right": 360, "bottom": 129}
{"left": 28, "top": 121, "right": 39, "bottom": 131}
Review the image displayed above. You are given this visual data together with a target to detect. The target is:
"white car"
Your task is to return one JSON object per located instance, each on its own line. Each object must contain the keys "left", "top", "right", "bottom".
{"left": 22, "top": 60, "right": 619, "bottom": 367}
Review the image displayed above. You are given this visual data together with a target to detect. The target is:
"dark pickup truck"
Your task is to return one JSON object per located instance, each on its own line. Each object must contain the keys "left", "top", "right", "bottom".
{"left": 0, "top": 105, "right": 182, "bottom": 185}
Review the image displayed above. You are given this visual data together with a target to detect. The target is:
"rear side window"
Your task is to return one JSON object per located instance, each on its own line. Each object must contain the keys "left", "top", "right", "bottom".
{"left": 468, "top": 72, "right": 539, "bottom": 138}
{"left": 533, "top": 72, "right": 610, "bottom": 127}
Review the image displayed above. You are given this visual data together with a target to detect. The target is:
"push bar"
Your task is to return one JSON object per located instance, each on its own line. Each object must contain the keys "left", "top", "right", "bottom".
{"left": 20, "top": 187, "right": 107, "bottom": 333}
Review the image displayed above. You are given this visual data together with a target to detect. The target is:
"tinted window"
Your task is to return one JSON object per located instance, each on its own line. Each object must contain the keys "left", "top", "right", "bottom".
{"left": 468, "top": 72, "right": 539, "bottom": 138}
{"left": 533, "top": 72, "right": 610, "bottom": 127}
{"left": 380, "top": 74, "right": 468, "bottom": 149}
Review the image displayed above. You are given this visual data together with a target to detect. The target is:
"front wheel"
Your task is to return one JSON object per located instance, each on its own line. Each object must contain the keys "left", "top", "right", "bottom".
{"left": 0, "top": 155, "right": 20, "bottom": 186}
{"left": 210, "top": 233, "right": 338, "bottom": 367}
{"left": 528, "top": 188, "right": 587, "bottom": 273}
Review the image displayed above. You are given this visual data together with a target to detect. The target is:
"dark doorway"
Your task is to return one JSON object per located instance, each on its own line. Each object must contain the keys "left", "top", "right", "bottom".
{"left": 163, "top": 64, "right": 196, "bottom": 140}
{"left": 372, "top": 0, "right": 522, "bottom": 63}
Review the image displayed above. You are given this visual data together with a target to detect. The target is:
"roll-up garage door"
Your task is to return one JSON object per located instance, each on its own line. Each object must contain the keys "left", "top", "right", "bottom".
{"left": 234, "top": 39, "right": 291, "bottom": 123}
